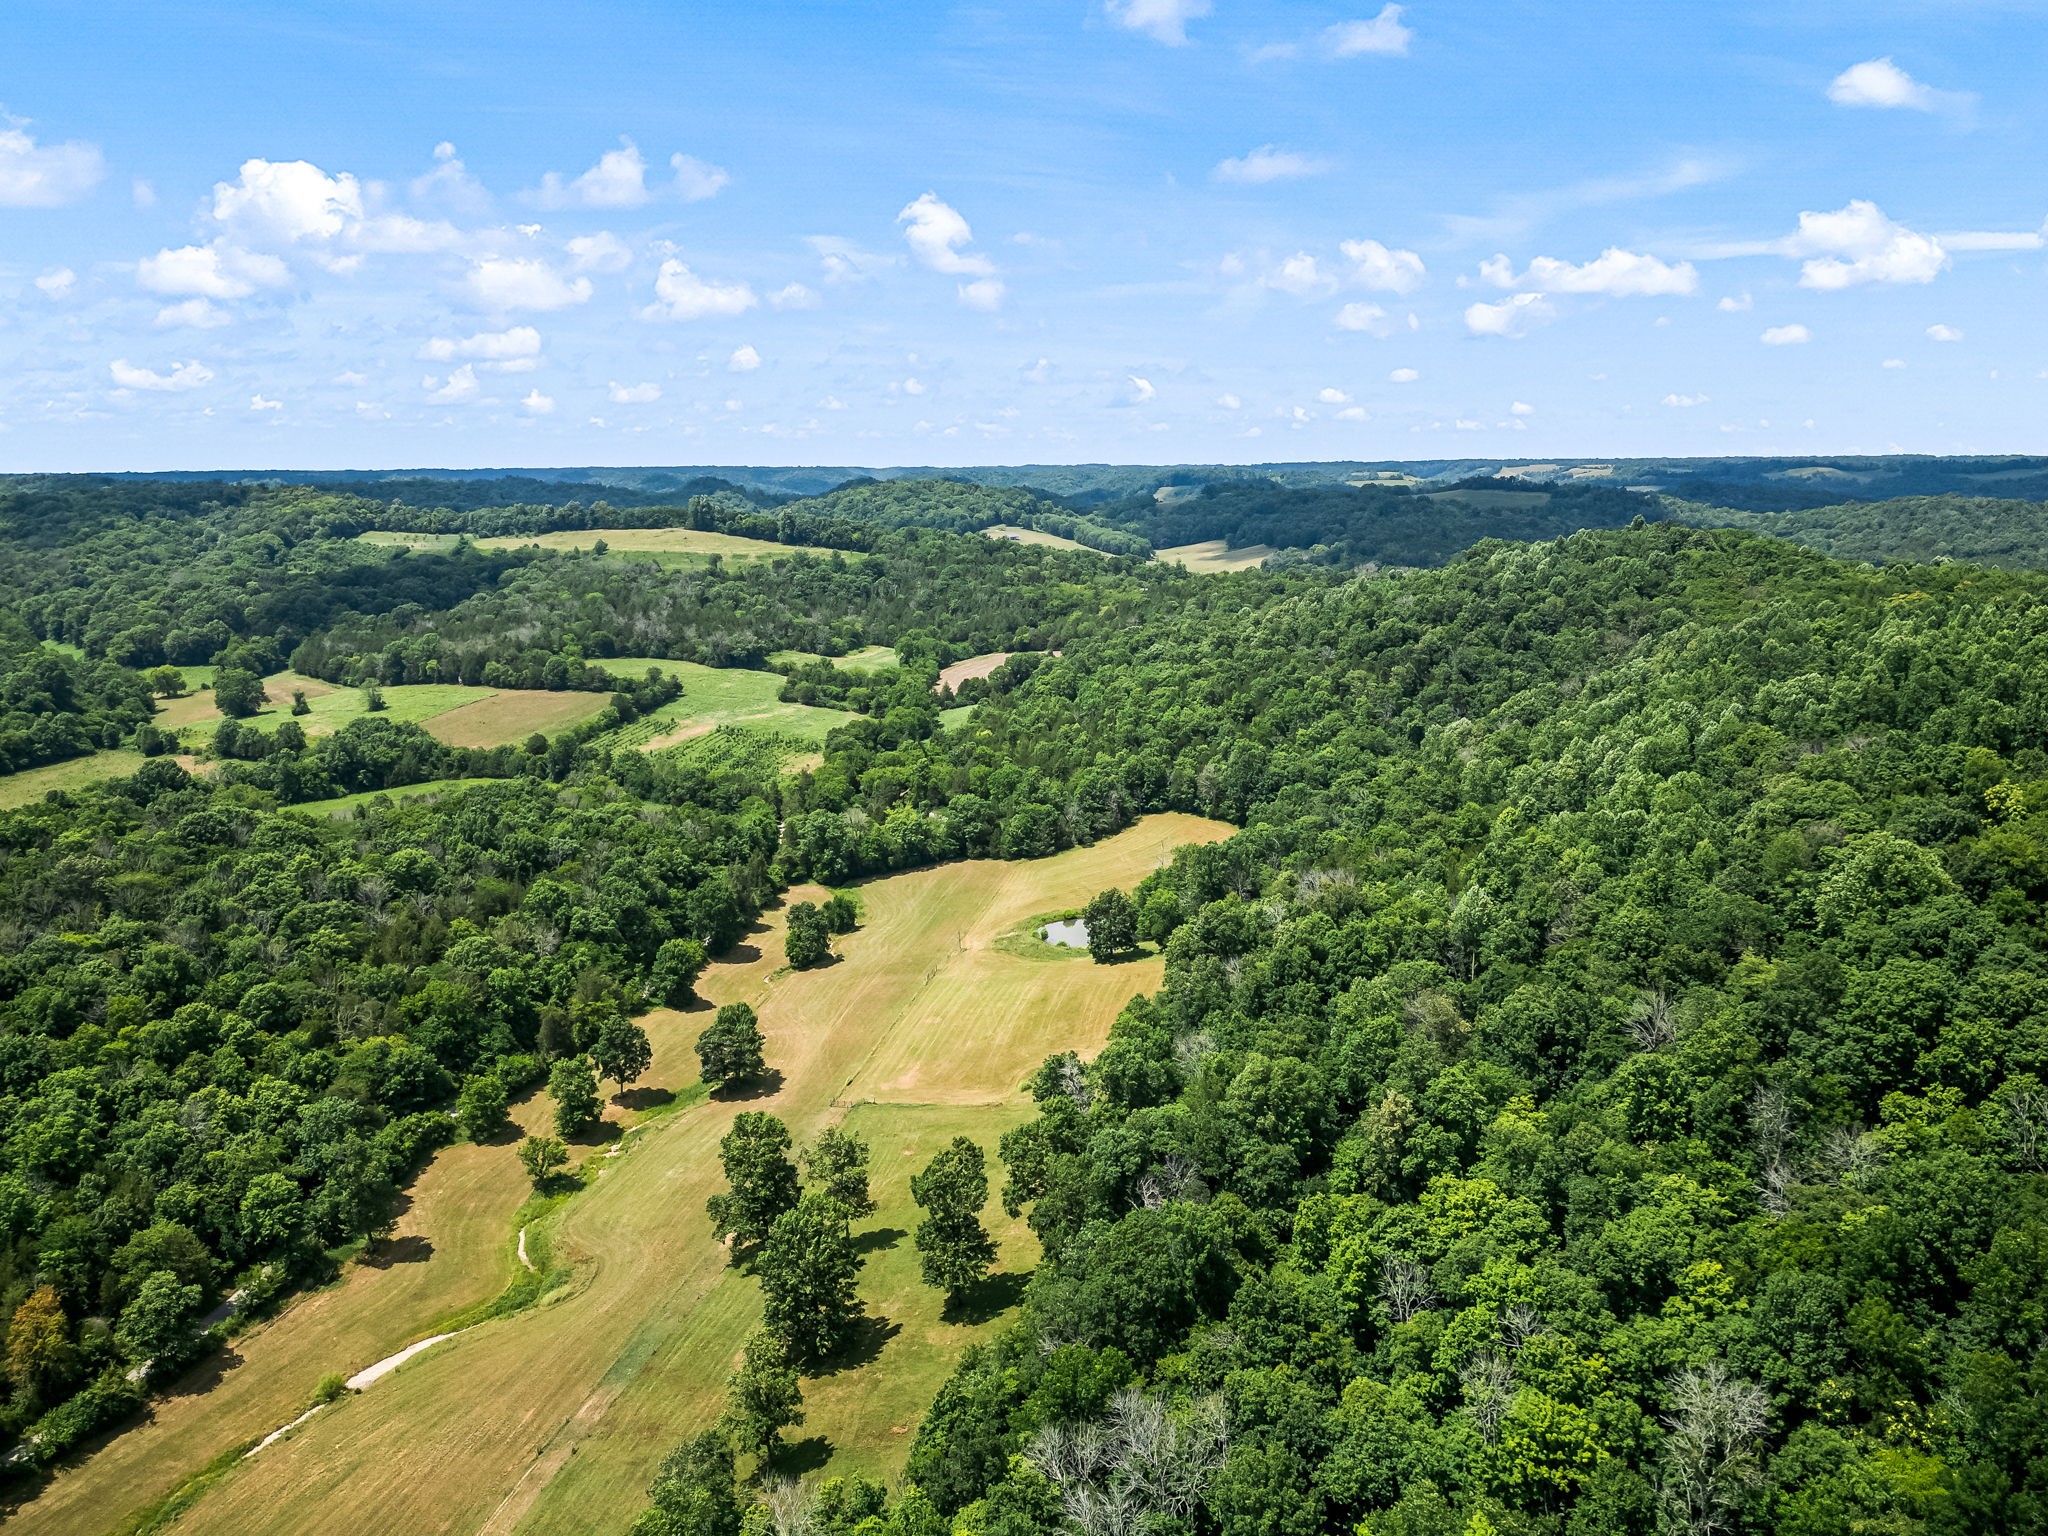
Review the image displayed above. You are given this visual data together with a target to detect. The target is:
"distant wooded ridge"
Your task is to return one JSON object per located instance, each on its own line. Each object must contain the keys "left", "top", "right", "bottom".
{"left": 49, "top": 453, "right": 2048, "bottom": 509}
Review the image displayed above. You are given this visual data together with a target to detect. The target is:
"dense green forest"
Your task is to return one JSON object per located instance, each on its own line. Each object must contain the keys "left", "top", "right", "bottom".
{"left": 1673, "top": 495, "right": 2048, "bottom": 570}
{"left": 0, "top": 473, "right": 2046, "bottom": 1534}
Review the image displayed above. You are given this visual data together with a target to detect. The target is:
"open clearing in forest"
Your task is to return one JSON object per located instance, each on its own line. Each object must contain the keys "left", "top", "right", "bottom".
{"left": 476, "top": 528, "right": 852, "bottom": 566}
{"left": 0, "top": 751, "right": 152, "bottom": 808}
{"left": 982, "top": 524, "right": 1096, "bottom": 553}
{"left": 356, "top": 527, "right": 848, "bottom": 566}
{"left": 595, "top": 659, "right": 854, "bottom": 750}
{"left": 767, "top": 645, "right": 900, "bottom": 673}
{"left": 1154, "top": 539, "right": 1274, "bottom": 573}
{"left": 289, "top": 777, "right": 506, "bottom": 817}
{"left": 59, "top": 815, "right": 1230, "bottom": 1536}
{"left": 148, "top": 672, "right": 611, "bottom": 751}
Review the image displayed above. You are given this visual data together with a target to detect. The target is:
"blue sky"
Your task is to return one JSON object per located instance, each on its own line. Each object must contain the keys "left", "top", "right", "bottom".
{"left": 3, "top": 0, "right": 2046, "bottom": 471}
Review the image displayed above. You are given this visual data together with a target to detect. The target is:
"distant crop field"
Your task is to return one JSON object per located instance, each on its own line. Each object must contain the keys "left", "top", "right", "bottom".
{"left": 981, "top": 523, "right": 1095, "bottom": 552}
{"left": 767, "top": 644, "right": 900, "bottom": 673}
{"left": 66, "top": 816, "right": 1231, "bottom": 1536}
{"left": 594, "top": 658, "right": 854, "bottom": 750}
{"left": 423, "top": 689, "right": 611, "bottom": 748}
{"left": 935, "top": 651, "right": 1011, "bottom": 691}
{"left": 474, "top": 527, "right": 853, "bottom": 566}
{"left": 1154, "top": 538, "right": 1274, "bottom": 573}
{"left": 149, "top": 673, "right": 610, "bottom": 752}
{"left": 0, "top": 750, "right": 151, "bottom": 808}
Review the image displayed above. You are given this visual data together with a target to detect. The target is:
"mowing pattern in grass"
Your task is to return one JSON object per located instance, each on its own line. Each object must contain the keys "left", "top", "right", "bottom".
{"left": 13, "top": 1009, "right": 722, "bottom": 1536}
{"left": 139, "top": 817, "right": 1229, "bottom": 1536}
{"left": 423, "top": 690, "right": 612, "bottom": 748}
{"left": 1154, "top": 538, "right": 1274, "bottom": 573}
{"left": 590, "top": 659, "right": 854, "bottom": 753}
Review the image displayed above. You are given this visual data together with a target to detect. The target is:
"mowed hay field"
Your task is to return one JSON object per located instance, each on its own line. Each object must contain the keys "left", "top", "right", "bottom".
{"left": 12, "top": 1012, "right": 719, "bottom": 1536}
{"left": 981, "top": 523, "right": 1096, "bottom": 553}
{"left": 1155, "top": 539, "right": 1274, "bottom": 573}
{"left": 597, "top": 658, "right": 854, "bottom": 749}
{"left": 767, "top": 645, "right": 900, "bottom": 673}
{"left": 473, "top": 528, "right": 855, "bottom": 567}
{"left": 0, "top": 751, "right": 151, "bottom": 809}
{"left": 149, "top": 672, "right": 610, "bottom": 750}
{"left": 98, "top": 814, "right": 1229, "bottom": 1536}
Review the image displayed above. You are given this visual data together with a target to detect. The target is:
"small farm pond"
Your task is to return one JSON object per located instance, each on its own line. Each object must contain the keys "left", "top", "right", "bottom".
{"left": 1041, "top": 917, "right": 1090, "bottom": 948}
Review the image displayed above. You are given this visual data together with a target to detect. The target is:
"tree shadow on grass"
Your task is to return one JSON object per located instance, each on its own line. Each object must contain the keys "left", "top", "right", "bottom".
{"left": 942, "top": 1270, "right": 1029, "bottom": 1326}
{"left": 566, "top": 1119, "right": 625, "bottom": 1149}
{"left": 714, "top": 1070, "right": 786, "bottom": 1103}
{"left": 766, "top": 1434, "right": 833, "bottom": 1479}
{"left": 362, "top": 1234, "right": 434, "bottom": 1268}
{"left": 809, "top": 1313, "right": 901, "bottom": 1377}
{"left": 853, "top": 1226, "right": 906, "bottom": 1256}
{"left": 612, "top": 1085, "right": 674, "bottom": 1113}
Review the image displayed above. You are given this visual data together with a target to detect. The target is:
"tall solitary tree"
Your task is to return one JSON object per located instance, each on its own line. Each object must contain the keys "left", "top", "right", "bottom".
{"left": 756, "top": 1192, "right": 864, "bottom": 1364}
{"left": 720, "top": 1327, "right": 805, "bottom": 1463}
{"left": 696, "top": 1001, "right": 767, "bottom": 1089}
{"left": 518, "top": 1135, "right": 569, "bottom": 1187}
{"left": 784, "top": 902, "right": 832, "bottom": 969}
{"left": 1083, "top": 887, "right": 1140, "bottom": 962}
{"left": 549, "top": 1057, "right": 601, "bottom": 1138}
{"left": 911, "top": 1136, "right": 997, "bottom": 1306}
{"left": 707, "top": 1112, "right": 801, "bottom": 1249}
{"left": 592, "top": 1015, "right": 654, "bottom": 1094}
{"left": 800, "top": 1125, "right": 875, "bottom": 1219}
{"left": 212, "top": 667, "right": 268, "bottom": 719}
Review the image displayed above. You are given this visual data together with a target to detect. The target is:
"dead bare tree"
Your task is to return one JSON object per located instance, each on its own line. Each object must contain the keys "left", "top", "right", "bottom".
{"left": 1133, "top": 1156, "right": 1208, "bottom": 1211}
{"left": 1379, "top": 1256, "right": 1437, "bottom": 1323}
{"left": 1025, "top": 1388, "right": 1227, "bottom": 1536}
{"left": 1499, "top": 1302, "right": 1545, "bottom": 1354}
{"left": 2003, "top": 1085, "right": 2047, "bottom": 1172}
{"left": 760, "top": 1474, "right": 815, "bottom": 1536}
{"left": 1459, "top": 1351, "right": 1516, "bottom": 1444}
{"left": 1750, "top": 1084, "right": 1796, "bottom": 1218}
{"left": 1658, "top": 1363, "right": 1769, "bottom": 1536}
{"left": 1627, "top": 989, "right": 1677, "bottom": 1051}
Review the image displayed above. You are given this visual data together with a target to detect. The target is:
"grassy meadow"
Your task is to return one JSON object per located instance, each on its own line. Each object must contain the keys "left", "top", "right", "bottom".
{"left": 41, "top": 816, "right": 1231, "bottom": 1536}
{"left": 593, "top": 659, "right": 854, "bottom": 751}
{"left": 1154, "top": 538, "right": 1274, "bottom": 573}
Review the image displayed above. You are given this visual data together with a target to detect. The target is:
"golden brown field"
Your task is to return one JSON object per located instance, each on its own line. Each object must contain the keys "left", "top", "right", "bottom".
{"left": 15, "top": 815, "right": 1229, "bottom": 1536}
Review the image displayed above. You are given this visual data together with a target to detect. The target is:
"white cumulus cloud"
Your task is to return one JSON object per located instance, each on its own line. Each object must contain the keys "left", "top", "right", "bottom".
{"left": 958, "top": 277, "right": 1006, "bottom": 311}
{"left": 1927, "top": 323, "right": 1962, "bottom": 341}
{"left": 566, "top": 232, "right": 632, "bottom": 273}
{"left": 1761, "top": 323, "right": 1811, "bottom": 345}
{"left": 769, "top": 282, "right": 819, "bottom": 310}
{"left": 521, "top": 388, "right": 555, "bottom": 415}
{"left": 1128, "top": 375, "right": 1156, "bottom": 403}
{"left": 642, "top": 259, "right": 757, "bottom": 321}
{"left": 1784, "top": 201, "right": 1948, "bottom": 289}
{"left": 1485, "top": 247, "right": 1699, "bottom": 296}
{"left": 0, "top": 122, "right": 105, "bottom": 207}
{"left": 898, "top": 193, "right": 994, "bottom": 275}
{"left": 424, "top": 365, "right": 480, "bottom": 402}
{"left": 34, "top": 267, "right": 75, "bottom": 298}
{"left": 421, "top": 326, "right": 542, "bottom": 363}
{"left": 1213, "top": 146, "right": 1328, "bottom": 184}
{"left": 1389, "top": 367, "right": 1419, "bottom": 383}
{"left": 110, "top": 359, "right": 214, "bottom": 392}
{"left": 467, "top": 257, "right": 593, "bottom": 311}
{"left": 728, "top": 345, "right": 762, "bottom": 372}
{"left": 1106, "top": 0, "right": 1209, "bottom": 46}
{"left": 1263, "top": 252, "right": 1336, "bottom": 297}
{"left": 1317, "top": 387, "right": 1352, "bottom": 404}
{"left": 1335, "top": 405, "right": 1369, "bottom": 421}
{"left": 138, "top": 243, "right": 289, "bottom": 299}
{"left": 1340, "top": 238, "right": 1425, "bottom": 293}
{"left": 1827, "top": 57, "right": 1938, "bottom": 111}
{"left": 1662, "top": 392, "right": 1708, "bottom": 407}
{"left": 211, "top": 159, "right": 363, "bottom": 242}
{"left": 671, "top": 153, "right": 730, "bottom": 202}
{"left": 529, "top": 140, "right": 651, "bottom": 209}
{"left": 1465, "top": 292, "right": 1554, "bottom": 337}
{"left": 1323, "top": 5, "right": 1412, "bottom": 57}
{"left": 1511, "top": 401, "right": 1535, "bottom": 415}
{"left": 1334, "top": 301, "right": 1388, "bottom": 332}
{"left": 608, "top": 380, "right": 662, "bottom": 403}
{"left": 250, "top": 393, "right": 282, "bottom": 412}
